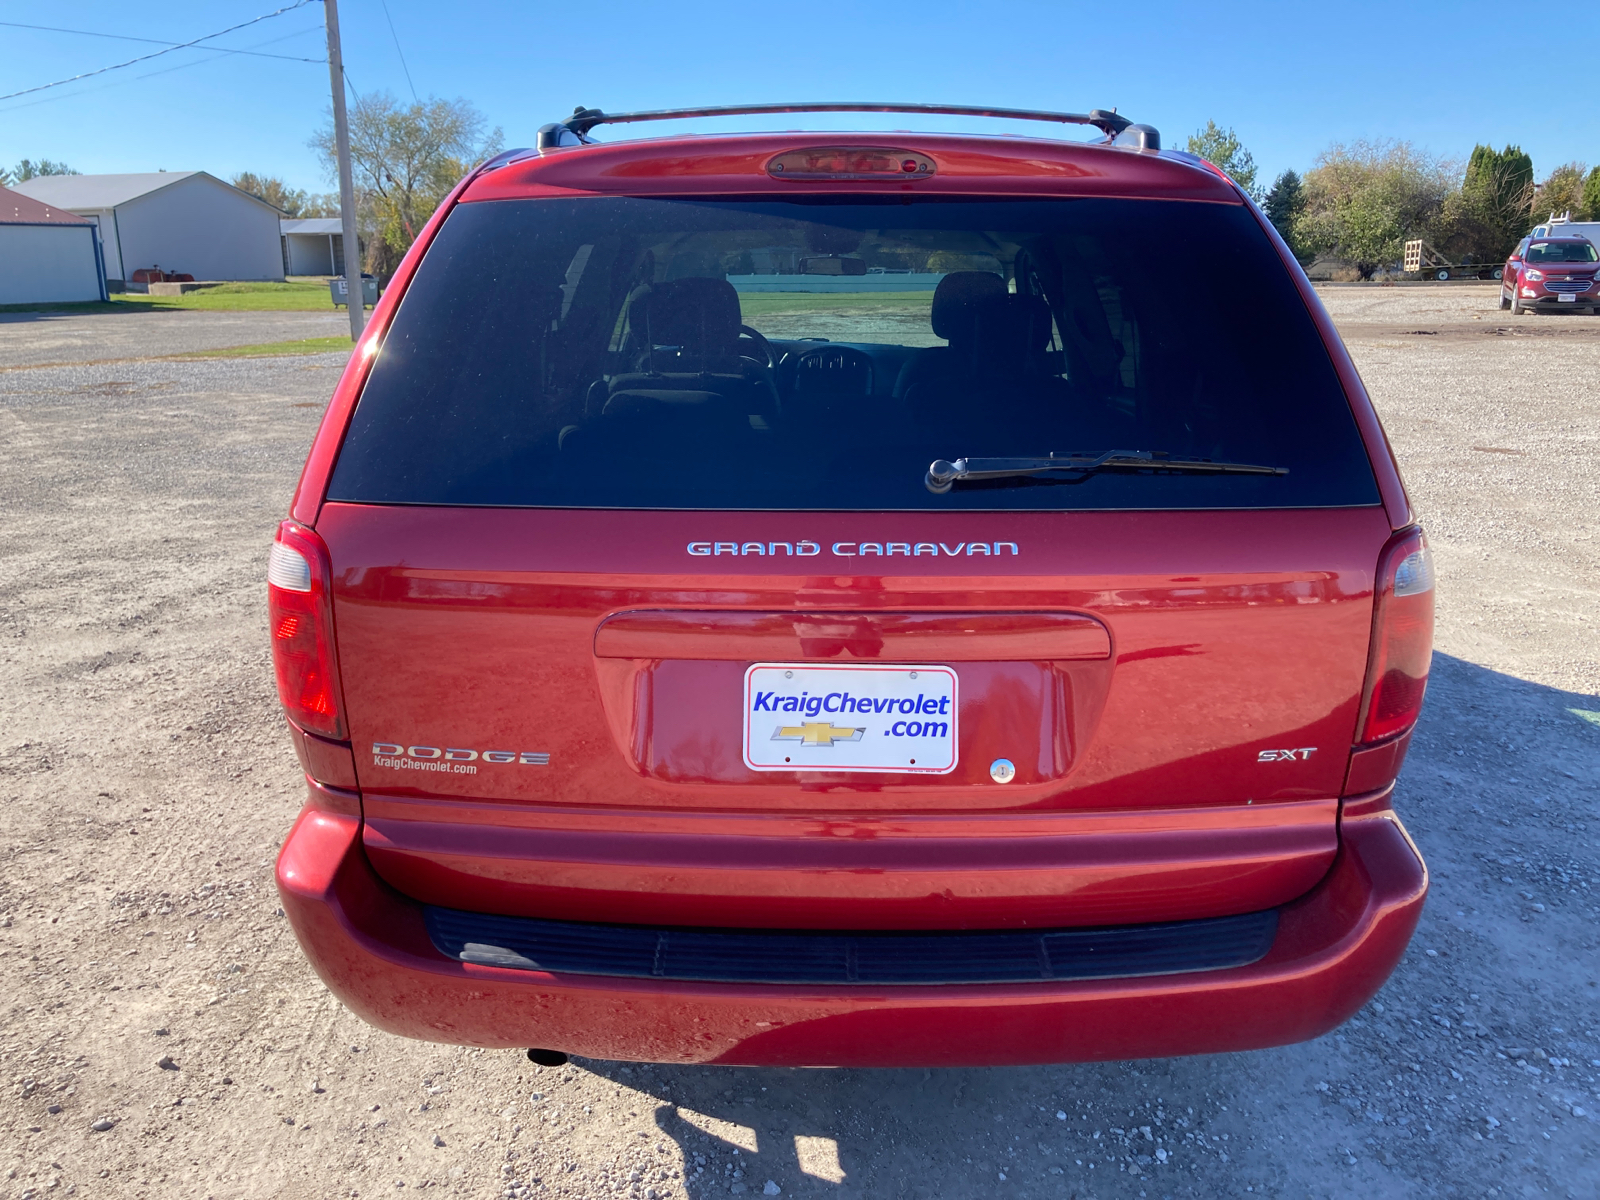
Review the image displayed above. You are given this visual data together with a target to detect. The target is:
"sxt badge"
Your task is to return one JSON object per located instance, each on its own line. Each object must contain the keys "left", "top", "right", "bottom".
{"left": 1258, "top": 748, "right": 1317, "bottom": 762}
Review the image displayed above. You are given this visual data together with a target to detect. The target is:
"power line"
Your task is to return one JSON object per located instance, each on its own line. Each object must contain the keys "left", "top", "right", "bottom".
{"left": 0, "top": 19, "right": 324, "bottom": 64}
{"left": 0, "top": 26, "right": 326, "bottom": 114}
{"left": 134, "top": 28, "right": 327, "bottom": 82}
{"left": 0, "top": 0, "right": 317, "bottom": 102}
{"left": 378, "top": 0, "right": 418, "bottom": 102}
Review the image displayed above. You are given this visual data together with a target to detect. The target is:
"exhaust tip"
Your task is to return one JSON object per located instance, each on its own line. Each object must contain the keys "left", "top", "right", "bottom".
{"left": 527, "top": 1048, "right": 568, "bottom": 1067}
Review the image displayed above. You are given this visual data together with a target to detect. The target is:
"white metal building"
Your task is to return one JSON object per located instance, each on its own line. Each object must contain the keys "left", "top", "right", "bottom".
{"left": 280, "top": 217, "right": 348, "bottom": 276}
{"left": 0, "top": 184, "right": 106, "bottom": 305}
{"left": 12, "top": 171, "right": 284, "bottom": 287}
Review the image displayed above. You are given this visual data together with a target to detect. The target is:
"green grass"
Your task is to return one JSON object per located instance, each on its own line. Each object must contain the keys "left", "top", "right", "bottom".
{"left": 171, "top": 336, "right": 354, "bottom": 359}
{"left": 737, "top": 290, "right": 934, "bottom": 317}
{"left": 117, "top": 280, "right": 360, "bottom": 312}
{"left": 0, "top": 279, "right": 372, "bottom": 315}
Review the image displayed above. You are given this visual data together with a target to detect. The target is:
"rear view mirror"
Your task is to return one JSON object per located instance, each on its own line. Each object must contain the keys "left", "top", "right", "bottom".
{"left": 800, "top": 256, "right": 868, "bottom": 276}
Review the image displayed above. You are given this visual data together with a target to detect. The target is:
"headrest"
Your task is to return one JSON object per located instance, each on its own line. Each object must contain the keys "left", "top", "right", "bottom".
{"left": 930, "top": 271, "right": 1007, "bottom": 341}
{"left": 635, "top": 277, "right": 743, "bottom": 353}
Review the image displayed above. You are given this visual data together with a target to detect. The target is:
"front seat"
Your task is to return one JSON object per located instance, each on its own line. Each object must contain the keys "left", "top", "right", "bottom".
{"left": 597, "top": 277, "right": 774, "bottom": 420}
{"left": 566, "top": 277, "right": 774, "bottom": 461}
{"left": 629, "top": 276, "right": 746, "bottom": 373}
{"left": 893, "top": 270, "right": 1008, "bottom": 397}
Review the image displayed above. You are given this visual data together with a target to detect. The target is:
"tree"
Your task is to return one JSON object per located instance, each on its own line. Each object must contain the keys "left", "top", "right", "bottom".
{"left": 1584, "top": 166, "right": 1600, "bottom": 222}
{"left": 1449, "top": 143, "right": 1534, "bottom": 260}
{"left": 230, "top": 172, "right": 339, "bottom": 218}
{"left": 1295, "top": 140, "right": 1455, "bottom": 278}
{"left": 1186, "top": 121, "right": 1261, "bottom": 201}
{"left": 296, "top": 194, "right": 340, "bottom": 219}
{"left": 1263, "top": 170, "right": 1306, "bottom": 255}
{"left": 1, "top": 158, "right": 79, "bottom": 186}
{"left": 312, "top": 92, "right": 502, "bottom": 277}
{"left": 1533, "top": 162, "right": 1589, "bottom": 224}
{"left": 1464, "top": 144, "right": 1533, "bottom": 210}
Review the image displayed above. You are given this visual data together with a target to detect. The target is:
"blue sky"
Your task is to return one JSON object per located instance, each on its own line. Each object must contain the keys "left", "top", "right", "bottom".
{"left": 2, "top": 0, "right": 1596, "bottom": 193}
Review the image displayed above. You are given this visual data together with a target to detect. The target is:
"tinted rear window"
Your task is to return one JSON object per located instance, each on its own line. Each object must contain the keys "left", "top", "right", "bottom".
{"left": 328, "top": 196, "right": 1378, "bottom": 510}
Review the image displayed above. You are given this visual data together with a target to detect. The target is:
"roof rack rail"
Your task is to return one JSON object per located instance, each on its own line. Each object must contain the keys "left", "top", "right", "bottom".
{"left": 535, "top": 102, "right": 1143, "bottom": 151}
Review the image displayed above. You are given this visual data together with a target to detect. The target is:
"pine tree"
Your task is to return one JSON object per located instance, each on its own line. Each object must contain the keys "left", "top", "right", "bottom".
{"left": 1263, "top": 170, "right": 1305, "bottom": 253}
{"left": 1186, "top": 121, "right": 1262, "bottom": 201}
{"left": 1582, "top": 166, "right": 1600, "bottom": 221}
{"left": 1461, "top": 144, "right": 1534, "bottom": 255}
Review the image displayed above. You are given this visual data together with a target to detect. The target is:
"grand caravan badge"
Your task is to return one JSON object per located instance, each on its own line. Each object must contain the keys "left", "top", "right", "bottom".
{"left": 742, "top": 663, "right": 958, "bottom": 774}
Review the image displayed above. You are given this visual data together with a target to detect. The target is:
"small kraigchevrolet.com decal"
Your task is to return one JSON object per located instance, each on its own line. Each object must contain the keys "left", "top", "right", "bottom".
{"left": 370, "top": 742, "right": 550, "bottom": 775}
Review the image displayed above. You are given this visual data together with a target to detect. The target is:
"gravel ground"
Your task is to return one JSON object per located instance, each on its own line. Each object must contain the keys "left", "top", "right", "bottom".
{"left": 0, "top": 288, "right": 1596, "bottom": 1199}
{"left": 0, "top": 309, "right": 349, "bottom": 369}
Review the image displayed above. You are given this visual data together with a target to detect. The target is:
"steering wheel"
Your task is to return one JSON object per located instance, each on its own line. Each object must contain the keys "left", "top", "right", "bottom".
{"left": 737, "top": 324, "right": 777, "bottom": 371}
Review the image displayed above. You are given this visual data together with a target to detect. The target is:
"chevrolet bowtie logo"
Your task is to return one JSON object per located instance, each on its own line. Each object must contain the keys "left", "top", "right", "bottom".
{"left": 771, "top": 722, "right": 865, "bottom": 746}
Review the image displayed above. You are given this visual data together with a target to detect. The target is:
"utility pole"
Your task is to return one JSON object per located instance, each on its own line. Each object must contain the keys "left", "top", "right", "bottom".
{"left": 324, "top": 0, "right": 364, "bottom": 340}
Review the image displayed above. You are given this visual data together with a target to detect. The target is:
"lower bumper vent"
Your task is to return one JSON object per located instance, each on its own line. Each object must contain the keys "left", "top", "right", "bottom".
{"left": 424, "top": 906, "right": 1278, "bottom": 986}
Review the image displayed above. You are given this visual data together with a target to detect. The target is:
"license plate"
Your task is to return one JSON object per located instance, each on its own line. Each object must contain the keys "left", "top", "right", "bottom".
{"left": 743, "top": 663, "right": 958, "bottom": 773}
{"left": 1559, "top": 293, "right": 1576, "bottom": 302}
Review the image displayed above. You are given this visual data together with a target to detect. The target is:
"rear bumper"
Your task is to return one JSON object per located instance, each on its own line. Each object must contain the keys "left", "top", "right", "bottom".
{"left": 359, "top": 795, "right": 1339, "bottom": 931}
{"left": 275, "top": 790, "right": 1426, "bottom": 1067}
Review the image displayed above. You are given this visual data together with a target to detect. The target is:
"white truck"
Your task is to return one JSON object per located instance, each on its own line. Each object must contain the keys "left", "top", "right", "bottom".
{"left": 1530, "top": 212, "right": 1600, "bottom": 247}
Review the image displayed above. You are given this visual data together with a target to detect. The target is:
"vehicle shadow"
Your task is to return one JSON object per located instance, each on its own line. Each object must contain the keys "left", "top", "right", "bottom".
{"left": 1405, "top": 651, "right": 1599, "bottom": 817}
{"left": 0, "top": 302, "right": 164, "bottom": 322}
{"left": 559, "top": 650, "right": 1599, "bottom": 1198}
{"left": 580, "top": 1057, "right": 1150, "bottom": 1198}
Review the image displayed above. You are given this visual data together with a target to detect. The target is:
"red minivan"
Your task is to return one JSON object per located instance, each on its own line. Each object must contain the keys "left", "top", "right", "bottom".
{"left": 270, "top": 104, "right": 1430, "bottom": 1067}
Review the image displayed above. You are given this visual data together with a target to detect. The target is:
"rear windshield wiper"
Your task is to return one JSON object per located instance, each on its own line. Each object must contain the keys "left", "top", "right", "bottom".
{"left": 925, "top": 450, "right": 1289, "bottom": 494}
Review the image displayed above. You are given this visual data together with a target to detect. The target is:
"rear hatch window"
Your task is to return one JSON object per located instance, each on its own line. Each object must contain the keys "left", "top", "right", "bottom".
{"left": 328, "top": 196, "right": 1378, "bottom": 510}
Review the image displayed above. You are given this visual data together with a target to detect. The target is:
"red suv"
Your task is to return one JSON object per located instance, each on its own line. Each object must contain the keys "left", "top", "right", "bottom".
{"left": 1501, "top": 235, "right": 1600, "bottom": 314}
{"left": 270, "top": 103, "right": 1431, "bottom": 1068}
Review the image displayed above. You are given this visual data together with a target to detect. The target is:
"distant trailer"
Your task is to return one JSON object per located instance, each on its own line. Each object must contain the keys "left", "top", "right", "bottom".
{"left": 1402, "top": 240, "right": 1503, "bottom": 281}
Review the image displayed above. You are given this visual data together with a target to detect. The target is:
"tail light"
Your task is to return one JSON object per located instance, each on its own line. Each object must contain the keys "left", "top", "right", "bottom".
{"left": 267, "top": 520, "right": 345, "bottom": 740}
{"left": 1358, "top": 528, "right": 1434, "bottom": 744}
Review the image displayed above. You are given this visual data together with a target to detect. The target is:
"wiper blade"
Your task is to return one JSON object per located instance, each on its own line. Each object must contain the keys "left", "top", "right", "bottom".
{"left": 925, "top": 450, "right": 1289, "bottom": 494}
